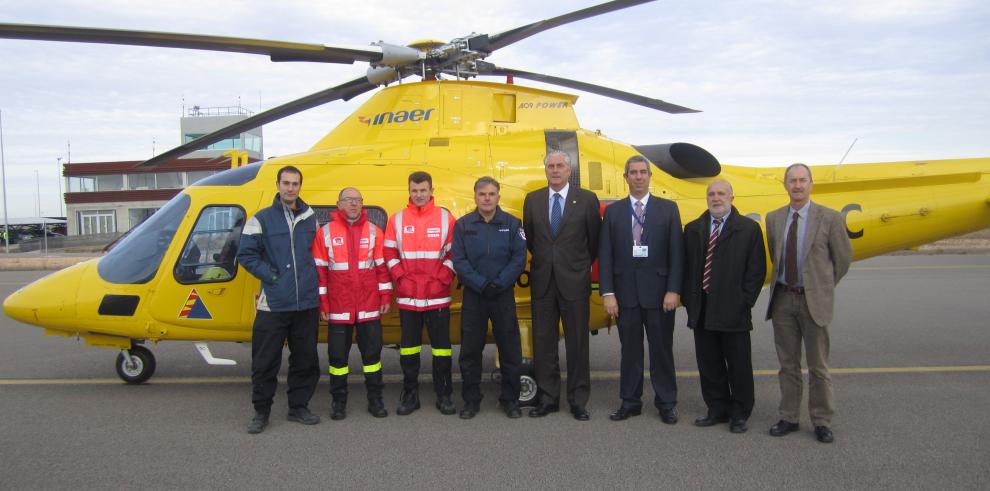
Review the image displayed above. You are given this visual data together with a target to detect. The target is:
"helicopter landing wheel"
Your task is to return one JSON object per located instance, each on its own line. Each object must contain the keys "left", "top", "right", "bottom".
{"left": 115, "top": 345, "right": 156, "bottom": 384}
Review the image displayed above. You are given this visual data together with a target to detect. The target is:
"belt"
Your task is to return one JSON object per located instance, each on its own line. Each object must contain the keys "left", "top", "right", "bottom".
{"left": 776, "top": 283, "right": 805, "bottom": 295}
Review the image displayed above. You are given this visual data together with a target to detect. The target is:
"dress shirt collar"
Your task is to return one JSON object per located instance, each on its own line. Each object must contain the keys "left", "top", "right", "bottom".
{"left": 628, "top": 193, "right": 650, "bottom": 209}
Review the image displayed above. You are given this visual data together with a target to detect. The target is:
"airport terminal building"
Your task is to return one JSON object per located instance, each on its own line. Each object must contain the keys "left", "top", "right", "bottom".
{"left": 62, "top": 106, "right": 261, "bottom": 236}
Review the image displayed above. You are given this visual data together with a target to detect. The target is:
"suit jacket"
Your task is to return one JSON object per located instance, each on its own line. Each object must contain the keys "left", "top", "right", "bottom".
{"left": 765, "top": 201, "right": 853, "bottom": 326}
{"left": 682, "top": 206, "right": 766, "bottom": 331}
{"left": 598, "top": 194, "right": 684, "bottom": 309}
{"left": 523, "top": 185, "right": 601, "bottom": 301}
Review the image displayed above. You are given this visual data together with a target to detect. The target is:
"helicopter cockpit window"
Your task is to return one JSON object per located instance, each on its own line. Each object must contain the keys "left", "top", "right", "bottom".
{"left": 98, "top": 193, "right": 190, "bottom": 285}
{"left": 174, "top": 206, "right": 246, "bottom": 284}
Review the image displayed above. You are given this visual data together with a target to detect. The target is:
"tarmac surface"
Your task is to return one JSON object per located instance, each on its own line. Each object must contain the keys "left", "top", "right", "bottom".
{"left": 0, "top": 254, "right": 988, "bottom": 489}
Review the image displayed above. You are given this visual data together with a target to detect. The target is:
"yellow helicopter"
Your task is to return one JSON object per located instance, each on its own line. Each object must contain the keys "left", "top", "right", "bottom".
{"left": 2, "top": 1, "right": 989, "bottom": 400}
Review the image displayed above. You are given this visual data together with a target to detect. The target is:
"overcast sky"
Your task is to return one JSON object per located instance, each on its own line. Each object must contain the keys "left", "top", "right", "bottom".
{"left": 1, "top": 0, "right": 988, "bottom": 217}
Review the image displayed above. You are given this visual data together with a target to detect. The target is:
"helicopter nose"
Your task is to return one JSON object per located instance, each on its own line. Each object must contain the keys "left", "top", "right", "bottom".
{"left": 3, "top": 261, "right": 84, "bottom": 326}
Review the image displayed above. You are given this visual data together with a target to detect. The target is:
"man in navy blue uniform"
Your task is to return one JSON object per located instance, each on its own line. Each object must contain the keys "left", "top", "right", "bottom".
{"left": 237, "top": 165, "right": 321, "bottom": 434}
{"left": 451, "top": 176, "right": 528, "bottom": 419}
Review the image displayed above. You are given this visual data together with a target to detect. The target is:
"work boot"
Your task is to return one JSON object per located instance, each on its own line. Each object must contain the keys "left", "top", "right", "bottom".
{"left": 286, "top": 407, "right": 320, "bottom": 425}
{"left": 436, "top": 394, "right": 456, "bottom": 415}
{"left": 246, "top": 412, "right": 269, "bottom": 434}
{"left": 397, "top": 388, "right": 420, "bottom": 416}
{"left": 368, "top": 399, "right": 388, "bottom": 418}
{"left": 330, "top": 401, "right": 347, "bottom": 421}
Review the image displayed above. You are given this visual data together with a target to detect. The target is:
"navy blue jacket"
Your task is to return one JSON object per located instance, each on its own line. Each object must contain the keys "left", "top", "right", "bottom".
{"left": 451, "top": 207, "right": 527, "bottom": 294}
{"left": 599, "top": 195, "right": 684, "bottom": 309}
{"left": 237, "top": 195, "right": 319, "bottom": 312}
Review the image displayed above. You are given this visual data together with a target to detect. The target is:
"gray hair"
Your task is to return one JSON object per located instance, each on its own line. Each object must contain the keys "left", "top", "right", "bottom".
{"left": 707, "top": 178, "right": 734, "bottom": 196}
{"left": 473, "top": 176, "right": 500, "bottom": 192}
{"left": 544, "top": 150, "right": 571, "bottom": 167}
{"left": 784, "top": 163, "right": 813, "bottom": 183}
{"left": 624, "top": 155, "right": 652, "bottom": 175}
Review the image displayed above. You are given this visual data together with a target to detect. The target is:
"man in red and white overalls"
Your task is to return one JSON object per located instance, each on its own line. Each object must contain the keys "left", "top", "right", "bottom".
{"left": 384, "top": 171, "right": 457, "bottom": 416}
{"left": 312, "top": 187, "right": 392, "bottom": 420}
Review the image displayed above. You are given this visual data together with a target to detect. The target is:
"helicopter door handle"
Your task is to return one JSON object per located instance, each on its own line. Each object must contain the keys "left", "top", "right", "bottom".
{"left": 207, "top": 288, "right": 226, "bottom": 295}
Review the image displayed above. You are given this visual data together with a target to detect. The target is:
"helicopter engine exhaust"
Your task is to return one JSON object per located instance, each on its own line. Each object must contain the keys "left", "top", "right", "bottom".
{"left": 634, "top": 142, "right": 721, "bottom": 179}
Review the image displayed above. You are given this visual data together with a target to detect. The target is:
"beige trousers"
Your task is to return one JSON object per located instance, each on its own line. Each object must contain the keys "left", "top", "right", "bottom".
{"left": 771, "top": 289, "right": 834, "bottom": 426}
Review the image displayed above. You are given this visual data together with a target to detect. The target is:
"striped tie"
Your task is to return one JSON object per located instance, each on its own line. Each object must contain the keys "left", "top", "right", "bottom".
{"left": 703, "top": 217, "right": 723, "bottom": 293}
{"left": 550, "top": 193, "right": 562, "bottom": 237}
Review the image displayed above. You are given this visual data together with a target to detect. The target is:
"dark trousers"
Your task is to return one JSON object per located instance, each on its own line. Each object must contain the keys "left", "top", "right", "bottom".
{"left": 459, "top": 288, "right": 523, "bottom": 405}
{"left": 399, "top": 308, "right": 452, "bottom": 397}
{"left": 327, "top": 320, "right": 384, "bottom": 403}
{"left": 532, "top": 280, "right": 591, "bottom": 408}
{"left": 693, "top": 326, "right": 754, "bottom": 420}
{"left": 617, "top": 306, "right": 677, "bottom": 410}
{"left": 251, "top": 308, "right": 320, "bottom": 414}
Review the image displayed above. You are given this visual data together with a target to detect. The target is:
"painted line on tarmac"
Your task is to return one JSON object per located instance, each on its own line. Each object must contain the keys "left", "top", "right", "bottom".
{"left": 852, "top": 265, "right": 990, "bottom": 271}
{"left": 1, "top": 365, "right": 988, "bottom": 386}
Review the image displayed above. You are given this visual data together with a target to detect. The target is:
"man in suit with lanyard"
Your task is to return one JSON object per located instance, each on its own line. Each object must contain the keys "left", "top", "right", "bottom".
{"left": 598, "top": 155, "right": 684, "bottom": 424}
{"left": 523, "top": 150, "right": 601, "bottom": 421}
{"left": 765, "top": 163, "right": 852, "bottom": 443}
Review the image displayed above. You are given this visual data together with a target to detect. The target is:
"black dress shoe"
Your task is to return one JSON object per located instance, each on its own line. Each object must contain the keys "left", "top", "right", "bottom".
{"left": 659, "top": 407, "right": 679, "bottom": 425}
{"left": 729, "top": 418, "right": 748, "bottom": 433}
{"left": 503, "top": 402, "right": 522, "bottom": 419}
{"left": 571, "top": 406, "right": 591, "bottom": 421}
{"left": 814, "top": 425, "right": 835, "bottom": 443}
{"left": 330, "top": 401, "right": 346, "bottom": 421}
{"left": 459, "top": 402, "right": 479, "bottom": 419}
{"left": 693, "top": 413, "right": 729, "bottom": 427}
{"left": 769, "top": 420, "right": 799, "bottom": 437}
{"left": 609, "top": 406, "right": 642, "bottom": 421}
{"left": 528, "top": 404, "right": 559, "bottom": 418}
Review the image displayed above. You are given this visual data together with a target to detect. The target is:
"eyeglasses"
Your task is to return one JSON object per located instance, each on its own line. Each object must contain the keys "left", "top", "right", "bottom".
{"left": 339, "top": 197, "right": 363, "bottom": 204}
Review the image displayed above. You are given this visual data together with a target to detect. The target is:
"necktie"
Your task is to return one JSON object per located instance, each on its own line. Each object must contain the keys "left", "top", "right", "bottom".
{"left": 550, "top": 193, "right": 562, "bottom": 237}
{"left": 702, "top": 217, "right": 723, "bottom": 293}
{"left": 632, "top": 200, "right": 644, "bottom": 245}
{"left": 785, "top": 211, "right": 799, "bottom": 286}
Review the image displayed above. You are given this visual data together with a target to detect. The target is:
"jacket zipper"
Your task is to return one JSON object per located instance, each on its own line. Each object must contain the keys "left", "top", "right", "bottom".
{"left": 284, "top": 204, "right": 300, "bottom": 308}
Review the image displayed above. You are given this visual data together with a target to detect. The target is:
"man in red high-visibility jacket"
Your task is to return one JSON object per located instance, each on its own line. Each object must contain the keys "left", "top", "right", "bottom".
{"left": 383, "top": 171, "right": 457, "bottom": 416}
{"left": 312, "top": 187, "right": 392, "bottom": 420}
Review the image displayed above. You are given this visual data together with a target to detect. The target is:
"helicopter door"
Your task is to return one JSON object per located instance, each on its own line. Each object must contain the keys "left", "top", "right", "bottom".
{"left": 545, "top": 130, "right": 581, "bottom": 188}
{"left": 155, "top": 204, "right": 248, "bottom": 331}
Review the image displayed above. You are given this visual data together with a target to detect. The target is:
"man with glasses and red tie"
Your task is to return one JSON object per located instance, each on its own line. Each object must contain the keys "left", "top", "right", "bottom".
{"left": 598, "top": 155, "right": 684, "bottom": 424}
{"left": 765, "top": 164, "right": 852, "bottom": 443}
{"left": 682, "top": 179, "right": 766, "bottom": 434}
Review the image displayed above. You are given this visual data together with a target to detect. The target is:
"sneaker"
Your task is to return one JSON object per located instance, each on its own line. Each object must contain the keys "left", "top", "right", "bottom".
{"left": 246, "top": 412, "right": 269, "bottom": 434}
{"left": 287, "top": 407, "right": 320, "bottom": 425}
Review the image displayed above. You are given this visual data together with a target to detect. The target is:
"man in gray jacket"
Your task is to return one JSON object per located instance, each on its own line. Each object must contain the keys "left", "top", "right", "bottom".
{"left": 237, "top": 165, "right": 321, "bottom": 434}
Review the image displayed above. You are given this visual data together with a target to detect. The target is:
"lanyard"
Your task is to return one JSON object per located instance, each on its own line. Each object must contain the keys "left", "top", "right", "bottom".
{"left": 630, "top": 204, "right": 648, "bottom": 245}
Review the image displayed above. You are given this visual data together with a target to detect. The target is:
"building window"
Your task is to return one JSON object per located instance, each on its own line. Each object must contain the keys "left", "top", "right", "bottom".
{"left": 78, "top": 210, "right": 116, "bottom": 235}
{"left": 127, "top": 173, "right": 155, "bottom": 190}
{"left": 96, "top": 175, "right": 124, "bottom": 192}
{"left": 128, "top": 208, "right": 159, "bottom": 229}
{"left": 174, "top": 205, "right": 246, "bottom": 284}
{"left": 156, "top": 172, "right": 182, "bottom": 189}
{"left": 68, "top": 176, "right": 96, "bottom": 192}
{"left": 186, "top": 170, "right": 216, "bottom": 186}
{"left": 244, "top": 134, "right": 262, "bottom": 152}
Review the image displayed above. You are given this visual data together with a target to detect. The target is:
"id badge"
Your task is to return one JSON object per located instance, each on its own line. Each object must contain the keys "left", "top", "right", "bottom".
{"left": 632, "top": 245, "right": 649, "bottom": 258}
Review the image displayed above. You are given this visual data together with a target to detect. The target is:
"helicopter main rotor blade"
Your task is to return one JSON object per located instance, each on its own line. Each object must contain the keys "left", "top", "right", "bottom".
{"left": 474, "top": 62, "right": 700, "bottom": 114}
{"left": 0, "top": 23, "right": 384, "bottom": 64}
{"left": 139, "top": 76, "right": 380, "bottom": 168}
{"left": 482, "top": 0, "right": 655, "bottom": 53}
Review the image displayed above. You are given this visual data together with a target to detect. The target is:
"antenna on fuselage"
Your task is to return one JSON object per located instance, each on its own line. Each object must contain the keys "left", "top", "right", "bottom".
{"left": 835, "top": 138, "right": 858, "bottom": 182}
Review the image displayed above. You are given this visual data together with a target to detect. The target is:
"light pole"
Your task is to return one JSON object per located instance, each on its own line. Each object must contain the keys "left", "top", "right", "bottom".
{"left": 56, "top": 157, "right": 64, "bottom": 217}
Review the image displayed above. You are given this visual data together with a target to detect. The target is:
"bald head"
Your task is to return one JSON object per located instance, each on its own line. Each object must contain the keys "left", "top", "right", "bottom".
{"left": 706, "top": 179, "right": 734, "bottom": 218}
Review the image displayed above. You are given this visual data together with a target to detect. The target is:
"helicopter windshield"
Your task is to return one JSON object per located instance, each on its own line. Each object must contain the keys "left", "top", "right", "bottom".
{"left": 98, "top": 193, "right": 190, "bottom": 284}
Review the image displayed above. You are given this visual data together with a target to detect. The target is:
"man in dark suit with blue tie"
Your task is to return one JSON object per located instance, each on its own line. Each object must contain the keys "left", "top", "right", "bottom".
{"left": 523, "top": 150, "right": 601, "bottom": 421}
{"left": 599, "top": 155, "right": 684, "bottom": 424}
